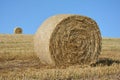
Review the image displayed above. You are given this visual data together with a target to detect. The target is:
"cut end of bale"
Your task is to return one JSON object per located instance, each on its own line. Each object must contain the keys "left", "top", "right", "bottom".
{"left": 34, "top": 14, "right": 102, "bottom": 66}
{"left": 14, "top": 27, "right": 22, "bottom": 34}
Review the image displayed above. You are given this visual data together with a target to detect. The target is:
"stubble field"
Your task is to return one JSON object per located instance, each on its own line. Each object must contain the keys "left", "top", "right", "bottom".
{"left": 0, "top": 34, "right": 120, "bottom": 80}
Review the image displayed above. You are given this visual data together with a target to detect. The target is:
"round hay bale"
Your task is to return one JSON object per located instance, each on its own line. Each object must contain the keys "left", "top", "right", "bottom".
{"left": 34, "top": 14, "right": 102, "bottom": 66}
{"left": 14, "top": 27, "right": 22, "bottom": 34}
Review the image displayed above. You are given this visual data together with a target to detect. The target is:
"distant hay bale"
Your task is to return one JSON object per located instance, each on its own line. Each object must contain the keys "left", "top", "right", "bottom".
{"left": 34, "top": 14, "right": 102, "bottom": 66}
{"left": 14, "top": 27, "right": 22, "bottom": 34}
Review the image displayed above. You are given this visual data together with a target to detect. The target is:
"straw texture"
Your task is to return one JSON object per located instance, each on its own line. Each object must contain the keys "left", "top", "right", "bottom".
{"left": 34, "top": 14, "right": 101, "bottom": 66}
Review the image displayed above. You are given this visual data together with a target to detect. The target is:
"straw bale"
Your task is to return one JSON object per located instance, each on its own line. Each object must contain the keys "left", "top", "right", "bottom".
{"left": 34, "top": 14, "right": 102, "bottom": 66}
{"left": 14, "top": 27, "right": 22, "bottom": 34}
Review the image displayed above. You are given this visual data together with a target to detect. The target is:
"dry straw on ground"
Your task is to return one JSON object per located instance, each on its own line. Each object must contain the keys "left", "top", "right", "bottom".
{"left": 34, "top": 14, "right": 102, "bottom": 66}
{"left": 14, "top": 27, "right": 22, "bottom": 34}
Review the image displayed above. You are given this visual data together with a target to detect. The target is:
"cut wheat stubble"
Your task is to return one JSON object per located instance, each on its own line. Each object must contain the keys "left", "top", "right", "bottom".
{"left": 34, "top": 14, "right": 102, "bottom": 66}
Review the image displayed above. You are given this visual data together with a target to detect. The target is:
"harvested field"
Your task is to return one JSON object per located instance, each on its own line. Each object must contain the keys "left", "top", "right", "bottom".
{"left": 0, "top": 34, "right": 35, "bottom": 61}
{"left": 0, "top": 34, "right": 120, "bottom": 80}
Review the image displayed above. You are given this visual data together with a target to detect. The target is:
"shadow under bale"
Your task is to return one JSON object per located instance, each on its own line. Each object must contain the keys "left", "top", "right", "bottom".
{"left": 91, "top": 58, "right": 120, "bottom": 67}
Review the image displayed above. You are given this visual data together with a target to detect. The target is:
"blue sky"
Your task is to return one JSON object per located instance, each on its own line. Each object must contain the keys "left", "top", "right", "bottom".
{"left": 0, "top": 0, "right": 120, "bottom": 37}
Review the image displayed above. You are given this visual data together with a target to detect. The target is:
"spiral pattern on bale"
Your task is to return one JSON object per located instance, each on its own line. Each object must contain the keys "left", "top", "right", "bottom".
{"left": 34, "top": 14, "right": 101, "bottom": 66}
{"left": 14, "top": 27, "right": 22, "bottom": 34}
